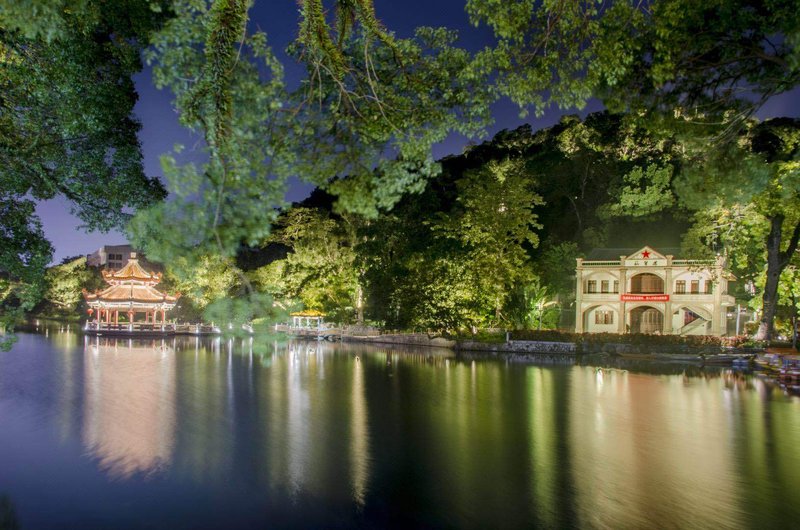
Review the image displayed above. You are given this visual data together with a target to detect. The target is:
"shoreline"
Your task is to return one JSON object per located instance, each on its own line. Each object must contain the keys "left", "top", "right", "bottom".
{"left": 339, "top": 332, "right": 762, "bottom": 365}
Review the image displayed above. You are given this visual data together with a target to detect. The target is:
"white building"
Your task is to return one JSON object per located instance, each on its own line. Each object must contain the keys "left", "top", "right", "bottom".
{"left": 575, "top": 246, "right": 735, "bottom": 336}
{"left": 87, "top": 244, "right": 134, "bottom": 270}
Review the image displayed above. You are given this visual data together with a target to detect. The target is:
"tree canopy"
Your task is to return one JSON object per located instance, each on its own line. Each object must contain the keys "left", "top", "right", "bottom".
{"left": 0, "top": 0, "right": 168, "bottom": 343}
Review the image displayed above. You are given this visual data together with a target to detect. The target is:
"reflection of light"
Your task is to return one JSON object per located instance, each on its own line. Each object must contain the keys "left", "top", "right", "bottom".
{"left": 350, "top": 359, "right": 370, "bottom": 506}
{"left": 83, "top": 339, "right": 176, "bottom": 478}
{"left": 570, "top": 367, "right": 742, "bottom": 529}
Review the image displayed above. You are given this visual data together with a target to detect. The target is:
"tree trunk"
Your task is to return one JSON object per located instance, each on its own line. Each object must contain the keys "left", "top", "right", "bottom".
{"left": 792, "top": 295, "right": 797, "bottom": 351}
{"left": 755, "top": 215, "right": 800, "bottom": 341}
{"left": 356, "top": 283, "right": 364, "bottom": 324}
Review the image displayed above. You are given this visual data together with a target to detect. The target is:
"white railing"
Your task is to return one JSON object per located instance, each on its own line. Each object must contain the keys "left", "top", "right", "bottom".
{"left": 671, "top": 259, "right": 714, "bottom": 266}
{"left": 581, "top": 261, "right": 622, "bottom": 267}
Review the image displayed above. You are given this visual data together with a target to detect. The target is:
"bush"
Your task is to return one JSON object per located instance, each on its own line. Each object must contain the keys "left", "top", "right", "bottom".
{"left": 509, "top": 330, "right": 754, "bottom": 350}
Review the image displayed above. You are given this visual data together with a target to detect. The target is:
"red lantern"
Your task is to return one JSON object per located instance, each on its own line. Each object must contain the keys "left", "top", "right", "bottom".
{"left": 87, "top": 308, "right": 94, "bottom": 315}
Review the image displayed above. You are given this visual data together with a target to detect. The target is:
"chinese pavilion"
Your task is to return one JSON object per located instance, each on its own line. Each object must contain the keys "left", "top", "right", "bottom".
{"left": 83, "top": 253, "right": 179, "bottom": 330}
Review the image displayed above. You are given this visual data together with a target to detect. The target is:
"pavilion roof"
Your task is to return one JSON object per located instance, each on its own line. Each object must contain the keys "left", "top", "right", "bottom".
{"left": 83, "top": 284, "right": 179, "bottom": 306}
{"left": 290, "top": 310, "right": 326, "bottom": 317}
{"left": 102, "top": 254, "right": 162, "bottom": 285}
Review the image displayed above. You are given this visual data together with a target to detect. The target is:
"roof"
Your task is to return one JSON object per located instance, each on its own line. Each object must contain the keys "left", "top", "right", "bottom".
{"left": 102, "top": 254, "right": 162, "bottom": 285}
{"left": 290, "top": 310, "right": 326, "bottom": 317}
{"left": 84, "top": 254, "right": 178, "bottom": 306}
{"left": 585, "top": 247, "right": 681, "bottom": 261}
{"left": 84, "top": 284, "right": 179, "bottom": 305}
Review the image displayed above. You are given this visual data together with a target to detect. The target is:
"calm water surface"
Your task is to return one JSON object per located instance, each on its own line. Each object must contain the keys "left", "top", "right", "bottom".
{"left": 1, "top": 326, "right": 799, "bottom": 529}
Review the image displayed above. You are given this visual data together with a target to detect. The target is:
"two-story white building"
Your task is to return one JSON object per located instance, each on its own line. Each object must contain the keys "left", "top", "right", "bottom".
{"left": 575, "top": 246, "right": 735, "bottom": 336}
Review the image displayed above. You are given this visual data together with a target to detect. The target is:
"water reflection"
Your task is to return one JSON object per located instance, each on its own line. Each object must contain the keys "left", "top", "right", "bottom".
{"left": 2, "top": 327, "right": 799, "bottom": 528}
{"left": 83, "top": 336, "right": 176, "bottom": 478}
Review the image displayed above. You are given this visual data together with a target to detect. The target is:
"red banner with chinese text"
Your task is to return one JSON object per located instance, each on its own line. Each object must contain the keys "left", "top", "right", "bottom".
{"left": 620, "top": 294, "right": 669, "bottom": 302}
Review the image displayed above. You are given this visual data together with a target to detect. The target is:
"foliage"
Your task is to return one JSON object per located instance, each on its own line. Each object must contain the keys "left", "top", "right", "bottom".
{"left": 39, "top": 257, "right": 100, "bottom": 317}
{"left": 533, "top": 242, "right": 580, "bottom": 299}
{"left": 509, "top": 329, "right": 752, "bottom": 351}
{"left": 130, "top": 0, "right": 492, "bottom": 326}
{"left": 430, "top": 158, "right": 542, "bottom": 321}
{"left": 356, "top": 153, "right": 543, "bottom": 331}
{"left": 130, "top": 0, "right": 289, "bottom": 269}
{"left": 261, "top": 207, "right": 362, "bottom": 323}
{"left": 468, "top": 0, "right": 800, "bottom": 128}
{"left": 164, "top": 254, "right": 240, "bottom": 311}
{"left": 505, "top": 278, "right": 559, "bottom": 331}
{"left": 289, "top": 26, "right": 492, "bottom": 216}
{"left": 678, "top": 119, "right": 800, "bottom": 340}
{"left": 0, "top": 0, "right": 168, "bottom": 342}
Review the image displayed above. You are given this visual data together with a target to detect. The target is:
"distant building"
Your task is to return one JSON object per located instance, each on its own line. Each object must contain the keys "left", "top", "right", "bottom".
{"left": 575, "top": 246, "right": 735, "bottom": 336}
{"left": 86, "top": 244, "right": 134, "bottom": 270}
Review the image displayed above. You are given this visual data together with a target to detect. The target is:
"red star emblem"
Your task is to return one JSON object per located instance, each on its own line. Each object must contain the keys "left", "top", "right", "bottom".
{"left": 641, "top": 250, "right": 651, "bottom": 258}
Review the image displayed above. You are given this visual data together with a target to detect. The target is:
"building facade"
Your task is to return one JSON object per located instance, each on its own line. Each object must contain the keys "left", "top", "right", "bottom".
{"left": 575, "top": 246, "right": 735, "bottom": 336}
{"left": 86, "top": 244, "right": 134, "bottom": 270}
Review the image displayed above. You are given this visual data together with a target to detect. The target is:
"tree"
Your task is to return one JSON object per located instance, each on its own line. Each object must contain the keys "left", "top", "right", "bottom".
{"left": 506, "top": 278, "right": 559, "bottom": 330}
{"left": 0, "top": 0, "right": 168, "bottom": 339}
{"left": 467, "top": 0, "right": 799, "bottom": 128}
{"left": 430, "top": 158, "right": 543, "bottom": 324}
{"left": 129, "top": 0, "right": 492, "bottom": 325}
{"left": 40, "top": 257, "right": 99, "bottom": 316}
{"left": 262, "top": 208, "right": 362, "bottom": 323}
{"left": 165, "top": 254, "right": 241, "bottom": 313}
{"left": 676, "top": 119, "right": 800, "bottom": 341}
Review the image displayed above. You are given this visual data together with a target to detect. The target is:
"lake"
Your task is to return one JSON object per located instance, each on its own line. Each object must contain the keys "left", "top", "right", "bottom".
{"left": 1, "top": 325, "right": 799, "bottom": 529}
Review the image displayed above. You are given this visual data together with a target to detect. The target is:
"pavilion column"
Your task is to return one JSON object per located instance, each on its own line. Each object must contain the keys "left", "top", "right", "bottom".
{"left": 95, "top": 310, "right": 100, "bottom": 325}
{"left": 114, "top": 311, "right": 119, "bottom": 325}
{"left": 128, "top": 311, "right": 134, "bottom": 325}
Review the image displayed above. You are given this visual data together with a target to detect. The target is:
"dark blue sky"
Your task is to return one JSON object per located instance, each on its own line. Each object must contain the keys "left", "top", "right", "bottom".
{"left": 36, "top": 0, "right": 800, "bottom": 263}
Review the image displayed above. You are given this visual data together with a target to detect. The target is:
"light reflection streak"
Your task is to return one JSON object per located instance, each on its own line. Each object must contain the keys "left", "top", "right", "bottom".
{"left": 350, "top": 358, "right": 369, "bottom": 506}
{"left": 82, "top": 337, "right": 176, "bottom": 479}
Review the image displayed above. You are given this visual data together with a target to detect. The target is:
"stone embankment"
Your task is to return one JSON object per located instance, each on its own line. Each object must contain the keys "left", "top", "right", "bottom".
{"left": 340, "top": 332, "right": 759, "bottom": 364}
{"left": 455, "top": 340, "right": 577, "bottom": 364}
{"left": 341, "top": 333, "right": 456, "bottom": 348}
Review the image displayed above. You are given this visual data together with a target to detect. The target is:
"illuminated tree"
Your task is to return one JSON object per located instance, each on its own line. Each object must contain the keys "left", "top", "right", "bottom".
{"left": 40, "top": 257, "right": 99, "bottom": 316}
{"left": 260, "top": 208, "right": 362, "bottom": 323}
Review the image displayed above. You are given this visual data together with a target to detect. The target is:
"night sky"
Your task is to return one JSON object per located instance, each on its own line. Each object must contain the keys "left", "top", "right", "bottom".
{"left": 35, "top": 0, "right": 800, "bottom": 263}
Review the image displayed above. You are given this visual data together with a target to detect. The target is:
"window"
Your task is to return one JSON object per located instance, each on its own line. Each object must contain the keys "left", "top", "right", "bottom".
{"left": 675, "top": 280, "right": 686, "bottom": 294}
{"left": 601, "top": 280, "right": 609, "bottom": 293}
{"left": 704, "top": 280, "right": 712, "bottom": 294}
{"left": 613, "top": 280, "right": 619, "bottom": 293}
{"left": 631, "top": 273, "right": 664, "bottom": 293}
{"left": 691, "top": 280, "right": 700, "bottom": 294}
{"left": 587, "top": 280, "right": 597, "bottom": 293}
{"left": 595, "top": 310, "right": 614, "bottom": 325}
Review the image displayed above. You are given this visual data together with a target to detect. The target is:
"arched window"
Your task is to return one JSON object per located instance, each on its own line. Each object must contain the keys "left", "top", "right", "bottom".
{"left": 630, "top": 273, "right": 664, "bottom": 294}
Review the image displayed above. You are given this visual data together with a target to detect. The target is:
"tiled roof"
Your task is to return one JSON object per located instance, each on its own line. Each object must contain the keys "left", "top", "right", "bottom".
{"left": 84, "top": 255, "right": 178, "bottom": 306}
{"left": 102, "top": 256, "right": 162, "bottom": 284}
{"left": 84, "top": 284, "right": 178, "bottom": 304}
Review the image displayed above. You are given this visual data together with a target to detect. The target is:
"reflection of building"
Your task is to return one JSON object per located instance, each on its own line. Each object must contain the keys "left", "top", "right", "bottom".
{"left": 575, "top": 246, "right": 735, "bottom": 335}
{"left": 83, "top": 337, "right": 176, "bottom": 478}
{"left": 83, "top": 253, "right": 179, "bottom": 329}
